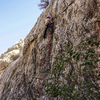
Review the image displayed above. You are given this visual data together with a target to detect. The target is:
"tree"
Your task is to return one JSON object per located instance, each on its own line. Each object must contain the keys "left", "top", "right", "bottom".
{"left": 38, "top": 0, "right": 50, "bottom": 10}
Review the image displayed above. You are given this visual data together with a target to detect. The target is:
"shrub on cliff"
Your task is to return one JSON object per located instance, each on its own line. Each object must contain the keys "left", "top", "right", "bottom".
{"left": 38, "top": 0, "right": 50, "bottom": 10}
{"left": 11, "top": 54, "right": 20, "bottom": 61}
{"left": 45, "top": 37, "right": 100, "bottom": 100}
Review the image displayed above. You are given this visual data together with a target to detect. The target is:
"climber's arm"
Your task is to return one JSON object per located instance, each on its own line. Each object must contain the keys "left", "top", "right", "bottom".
{"left": 50, "top": 20, "right": 53, "bottom": 23}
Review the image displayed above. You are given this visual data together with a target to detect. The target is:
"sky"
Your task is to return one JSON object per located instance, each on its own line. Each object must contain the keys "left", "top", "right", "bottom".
{"left": 0, "top": 0, "right": 42, "bottom": 56}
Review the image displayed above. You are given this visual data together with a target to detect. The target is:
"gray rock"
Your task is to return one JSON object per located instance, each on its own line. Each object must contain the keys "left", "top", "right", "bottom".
{"left": 0, "top": 39, "right": 24, "bottom": 74}
{"left": 0, "top": 0, "right": 100, "bottom": 100}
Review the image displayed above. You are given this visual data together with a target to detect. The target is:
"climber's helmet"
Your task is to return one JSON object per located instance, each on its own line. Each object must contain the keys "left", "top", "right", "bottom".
{"left": 47, "top": 16, "right": 50, "bottom": 19}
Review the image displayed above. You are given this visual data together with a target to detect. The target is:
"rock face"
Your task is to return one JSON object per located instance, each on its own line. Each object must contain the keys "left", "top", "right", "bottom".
{"left": 0, "top": 39, "right": 24, "bottom": 74}
{"left": 0, "top": 0, "right": 100, "bottom": 100}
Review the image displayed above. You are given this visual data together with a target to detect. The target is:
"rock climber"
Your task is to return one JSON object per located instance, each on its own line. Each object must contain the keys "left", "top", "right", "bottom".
{"left": 43, "top": 16, "right": 53, "bottom": 39}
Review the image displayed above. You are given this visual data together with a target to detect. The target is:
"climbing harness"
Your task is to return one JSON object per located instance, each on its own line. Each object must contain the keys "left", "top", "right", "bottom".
{"left": 37, "top": 28, "right": 51, "bottom": 100}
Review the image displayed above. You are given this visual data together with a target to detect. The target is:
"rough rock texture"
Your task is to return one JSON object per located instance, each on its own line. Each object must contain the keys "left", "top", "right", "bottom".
{"left": 0, "top": 39, "right": 24, "bottom": 74}
{"left": 0, "top": 0, "right": 100, "bottom": 100}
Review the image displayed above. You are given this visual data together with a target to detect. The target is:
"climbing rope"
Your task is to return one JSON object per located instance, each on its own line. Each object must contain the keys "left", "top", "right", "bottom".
{"left": 36, "top": 2, "right": 75, "bottom": 99}
{"left": 37, "top": 29, "right": 50, "bottom": 100}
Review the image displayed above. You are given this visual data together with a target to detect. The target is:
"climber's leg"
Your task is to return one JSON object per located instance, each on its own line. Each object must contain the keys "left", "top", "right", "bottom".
{"left": 43, "top": 26, "right": 47, "bottom": 39}
{"left": 43, "top": 24, "right": 49, "bottom": 39}
{"left": 49, "top": 28, "right": 52, "bottom": 33}
{"left": 48, "top": 23, "right": 53, "bottom": 33}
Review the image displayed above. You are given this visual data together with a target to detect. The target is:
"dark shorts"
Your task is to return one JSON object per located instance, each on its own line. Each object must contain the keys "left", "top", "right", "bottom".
{"left": 43, "top": 23, "right": 52, "bottom": 39}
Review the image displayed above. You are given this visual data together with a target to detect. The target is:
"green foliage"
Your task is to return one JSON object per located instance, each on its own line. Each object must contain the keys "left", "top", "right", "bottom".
{"left": 11, "top": 72, "right": 14, "bottom": 77}
{"left": 11, "top": 54, "right": 20, "bottom": 61}
{"left": 45, "top": 38, "right": 100, "bottom": 100}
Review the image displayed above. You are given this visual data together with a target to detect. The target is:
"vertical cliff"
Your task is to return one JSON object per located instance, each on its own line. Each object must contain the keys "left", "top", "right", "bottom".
{"left": 0, "top": 0, "right": 100, "bottom": 100}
